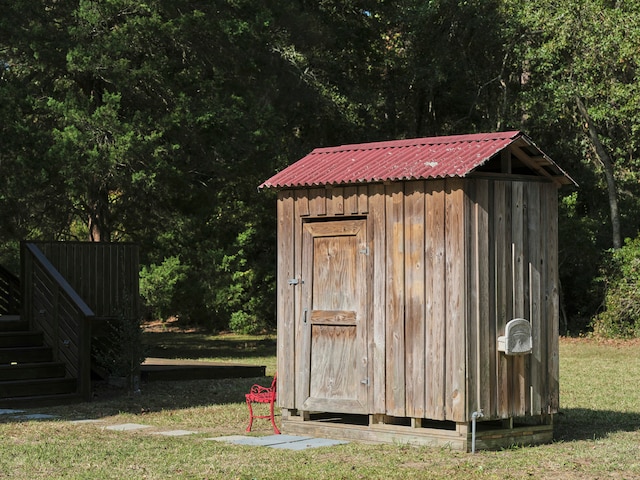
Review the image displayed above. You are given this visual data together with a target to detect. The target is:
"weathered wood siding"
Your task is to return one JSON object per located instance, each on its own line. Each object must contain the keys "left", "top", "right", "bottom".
{"left": 32, "top": 242, "right": 139, "bottom": 321}
{"left": 465, "top": 179, "right": 560, "bottom": 420}
{"left": 277, "top": 178, "right": 559, "bottom": 423}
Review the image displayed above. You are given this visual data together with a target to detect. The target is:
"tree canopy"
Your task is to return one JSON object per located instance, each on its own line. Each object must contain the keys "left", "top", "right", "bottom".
{"left": 2, "top": 0, "right": 640, "bottom": 335}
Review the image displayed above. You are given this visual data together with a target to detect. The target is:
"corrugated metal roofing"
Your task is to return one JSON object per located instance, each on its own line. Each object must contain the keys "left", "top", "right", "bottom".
{"left": 260, "top": 131, "right": 573, "bottom": 189}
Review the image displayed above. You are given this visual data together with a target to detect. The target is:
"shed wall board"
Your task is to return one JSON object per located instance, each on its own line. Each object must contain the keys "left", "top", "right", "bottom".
{"left": 276, "top": 191, "right": 295, "bottom": 407}
{"left": 444, "top": 180, "right": 467, "bottom": 421}
{"left": 369, "top": 184, "right": 386, "bottom": 413}
{"left": 404, "top": 181, "right": 426, "bottom": 418}
{"left": 424, "top": 181, "right": 446, "bottom": 420}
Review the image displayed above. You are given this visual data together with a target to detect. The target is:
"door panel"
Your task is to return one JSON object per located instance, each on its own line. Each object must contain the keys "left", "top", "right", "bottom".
{"left": 300, "top": 219, "right": 368, "bottom": 414}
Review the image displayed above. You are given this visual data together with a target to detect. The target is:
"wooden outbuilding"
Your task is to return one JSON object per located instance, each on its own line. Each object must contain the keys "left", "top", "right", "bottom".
{"left": 260, "top": 131, "right": 575, "bottom": 451}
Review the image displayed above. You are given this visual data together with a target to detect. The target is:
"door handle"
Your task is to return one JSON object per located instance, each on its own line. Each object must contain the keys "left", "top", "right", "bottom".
{"left": 303, "top": 308, "right": 308, "bottom": 324}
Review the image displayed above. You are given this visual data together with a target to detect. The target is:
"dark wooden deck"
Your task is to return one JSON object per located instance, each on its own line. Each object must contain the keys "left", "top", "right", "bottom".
{"left": 140, "top": 358, "right": 265, "bottom": 382}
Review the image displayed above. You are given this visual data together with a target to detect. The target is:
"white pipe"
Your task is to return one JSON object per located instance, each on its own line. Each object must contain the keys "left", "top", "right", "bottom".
{"left": 471, "top": 410, "right": 484, "bottom": 454}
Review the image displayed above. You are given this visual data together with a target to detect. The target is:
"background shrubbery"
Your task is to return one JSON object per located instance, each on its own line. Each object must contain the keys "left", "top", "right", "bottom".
{"left": 592, "top": 236, "right": 640, "bottom": 338}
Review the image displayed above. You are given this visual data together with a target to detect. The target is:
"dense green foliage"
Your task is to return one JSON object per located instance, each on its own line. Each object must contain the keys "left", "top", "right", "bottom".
{"left": 2, "top": 0, "right": 640, "bottom": 335}
{"left": 592, "top": 237, "right": 640, "bottom": 338}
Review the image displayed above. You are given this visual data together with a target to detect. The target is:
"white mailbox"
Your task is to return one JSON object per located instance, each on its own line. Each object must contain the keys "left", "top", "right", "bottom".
{"left": 497, "top": 318, "right": 533, "bottom": 355}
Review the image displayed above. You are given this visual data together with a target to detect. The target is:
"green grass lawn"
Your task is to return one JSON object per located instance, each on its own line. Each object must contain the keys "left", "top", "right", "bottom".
{"left": 0, "top": 335, "right": 639, "bottom": 479}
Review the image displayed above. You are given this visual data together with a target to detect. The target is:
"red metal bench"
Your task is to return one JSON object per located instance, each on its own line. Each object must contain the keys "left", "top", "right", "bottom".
{"left": 245, "top": 374, "right": 280, "bottom": 434}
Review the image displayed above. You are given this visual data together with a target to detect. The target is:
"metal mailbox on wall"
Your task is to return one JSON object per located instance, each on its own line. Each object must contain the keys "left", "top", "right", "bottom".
{"left": 497, "top": 318, "right": 533, "bottom": 355}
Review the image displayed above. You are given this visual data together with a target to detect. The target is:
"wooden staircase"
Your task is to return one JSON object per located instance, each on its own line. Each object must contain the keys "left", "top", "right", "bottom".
{"left": 0, "top": 315, "right": 78, "bottom": 408}
{"left": 0, "top": 242, "right": 139, "bottom": 407}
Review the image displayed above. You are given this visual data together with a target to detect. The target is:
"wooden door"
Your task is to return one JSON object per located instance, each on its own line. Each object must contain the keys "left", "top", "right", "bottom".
{"left": 300, "top": 219, "right": 369, "bottom": 414}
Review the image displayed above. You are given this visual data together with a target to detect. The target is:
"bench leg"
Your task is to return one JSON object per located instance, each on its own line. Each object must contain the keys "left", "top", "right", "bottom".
{"left": 245, "top": 398, "right": 254, "bottom": 432}
{"left": 269, "top": 400, "right": 281, "bottom": 434}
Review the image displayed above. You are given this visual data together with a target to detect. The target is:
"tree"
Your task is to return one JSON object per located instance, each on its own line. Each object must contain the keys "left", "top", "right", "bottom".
{"left": 506, "top": 0, "right": 640, "bottom": 250}
{"left": 502, "top": 0, "right": 640, "bottom": 331}
{"left": 3, "top": 0, "right": 638, "bottom": 335}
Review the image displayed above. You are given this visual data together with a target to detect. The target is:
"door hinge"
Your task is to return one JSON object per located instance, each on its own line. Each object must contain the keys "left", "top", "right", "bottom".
{"left": 360, "top": 377, "right": 370, "bottom": 386}
{"left": 359, "top": 246, "right": 370, "bottom": 256}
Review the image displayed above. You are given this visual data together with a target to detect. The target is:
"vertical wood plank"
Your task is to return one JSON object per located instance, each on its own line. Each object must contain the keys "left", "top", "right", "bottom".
{"left": 309, "top": 188, "right": 327, "bottom": 216}
{"left": 329, "top": 187, "right": 345, "bottom": 216}
{"left": 425, "top": 180, "right": 446, "bottom": 420}
{"left": 511, "top": 182, "right": 526, "bottom": 416}
{"left": 486, "top": 180, "right": 497, "bottom": 418}
{"left": 538, "top": 187, "right": 550, "bottom": 415}
{"left": 545, "top": 185, "right": 560, "bottom": 413}
{"left": 527, "top": 183, "right": 543, "bottom": 414}
{"left": 445, "top": 179, "right": 466, "bottom": 422}
{"left": 96, "top": 245, "right": 101, "bottom": 313}
{"left": 472, "top": 180, "right": 492, "bottom": 416}
{"left": 385, "top": 182, "right": 405, "bottom": 417}
{"left": 512, "top": 182, "right": 526, "bottom": 318}
{"left": 344, "top": 186, "right": 358, "bottom": 214}
{"left": 466, "top": 181, "right": 478, "bottom": 419}
{"left": 130, "top": 245, "right": 140, "bottom": 316}
{"left": 296, "top": 189, "right": 310, "bottom": 217}
{"left": 404, "top": 181, "right": 426, "bottom": 418}
{"left": 358, "top": 185, "right": 369, "bottom": 214}
{"left": 277, "top": 191, "right": 296, "bottom": 407}
{"left": 494, "top": 181, "right": 512, "bottom": 418}
{"left": 369, "top": 183, "right": 386, "bottom": 414}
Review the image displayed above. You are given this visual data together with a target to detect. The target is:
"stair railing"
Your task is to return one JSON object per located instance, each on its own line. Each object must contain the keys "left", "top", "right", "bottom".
{"left": 0, "top": 264, "right": 21, "bottom": 315}
{"left": 21, "top": 242, "right": 95, "bottom": 400}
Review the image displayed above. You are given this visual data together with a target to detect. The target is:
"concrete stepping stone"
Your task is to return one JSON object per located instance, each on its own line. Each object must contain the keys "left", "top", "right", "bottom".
{"left": 0, "top": 409, "right": 25, "bottom": 415}
{"left": 270, "top": 437, "right": 349, "bottom": 450}
{"left": 205, "top": 435, "right": 248, "bottom": 443}
{"left": 208, "top": 434, "right": 348, "bottom": 450}
{"left": 153, "top": 430, "right": 198, "bottom": 436}
{"left": 238, "top": 434, "right": 311, "bottom": 447}
{"left": 105, "top": 423, "right": 151, "bottom": 431}
{"left": 14, "top": 414, "right": 58, "bottom": 420}
{"left": 70, "top": 419, "right": 105, "bottom": 425}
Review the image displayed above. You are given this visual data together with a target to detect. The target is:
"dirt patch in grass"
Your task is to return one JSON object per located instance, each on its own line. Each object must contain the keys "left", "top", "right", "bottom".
{"left": 142, "top": 317, "right": 205, "bottom": 334}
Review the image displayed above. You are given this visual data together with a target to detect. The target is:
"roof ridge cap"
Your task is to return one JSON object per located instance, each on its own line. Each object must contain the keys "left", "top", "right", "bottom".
{"left": 312, "top": 131, "right": 522, "bottom": 153}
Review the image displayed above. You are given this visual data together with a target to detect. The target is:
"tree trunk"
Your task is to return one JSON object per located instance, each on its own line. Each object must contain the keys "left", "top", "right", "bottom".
{"left": 88, "top": 186, "right": 111, "bottom": 243}
{"left": 575, "top": 96, "right": 622, "bottom": 249}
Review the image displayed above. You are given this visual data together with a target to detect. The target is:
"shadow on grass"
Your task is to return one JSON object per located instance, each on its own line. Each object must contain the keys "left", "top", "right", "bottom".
{"left": 143, "top": 331, "right": 276, "bottom": 360}
{"left": 0, "top": 376, "right": 276, "bottom": 423}
{"left": 555, "top": 408, "right": 640, "bottom": 442}
{"left": 0, "top": 332, "right": 278, "bottom": 422}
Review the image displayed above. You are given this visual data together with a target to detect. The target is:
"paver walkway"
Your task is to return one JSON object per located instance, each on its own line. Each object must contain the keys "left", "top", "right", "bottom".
{"left": 0, "top": 409, "right": 347, "bottom": 450}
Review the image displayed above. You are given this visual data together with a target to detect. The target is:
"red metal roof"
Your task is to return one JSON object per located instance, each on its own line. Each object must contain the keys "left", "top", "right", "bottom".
{"left": 260, "top": 131, "right": 533, "bottom": 189}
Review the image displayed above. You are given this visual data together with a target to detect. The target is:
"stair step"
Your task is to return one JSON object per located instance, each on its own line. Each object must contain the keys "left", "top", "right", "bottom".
{"left": 0, "top": 346, "right": 53, "bottom": 364}
{"left": 0, "top": 362, "right": 66, "bottom": 381}
{"left": 0, "top": 377, "right": 77, "bottom": 399}
{"left": 0, "top": 331, "right": 44, "bottom": 348}
{"left": 0, "top": 315, "right": 28, "bottom": 332}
